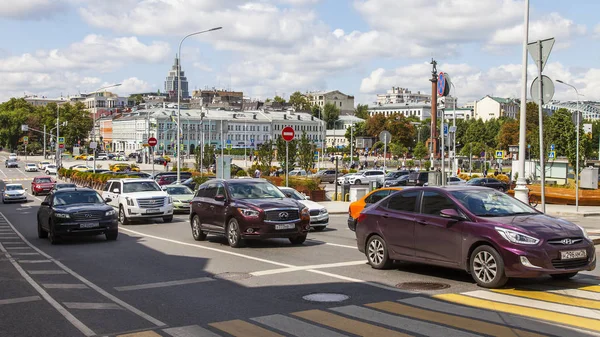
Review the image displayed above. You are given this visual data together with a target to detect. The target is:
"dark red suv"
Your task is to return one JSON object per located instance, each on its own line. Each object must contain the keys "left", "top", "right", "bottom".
{"left": 189, "top": 179, "right": 311, "bottom": 248}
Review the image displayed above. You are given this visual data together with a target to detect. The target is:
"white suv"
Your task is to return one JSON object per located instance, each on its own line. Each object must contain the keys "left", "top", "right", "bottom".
{"left": 347, "top": 170, "right": 385, "bottom": 185}
{"left": 101, "top": 178, "right": 174, "bottom": 225}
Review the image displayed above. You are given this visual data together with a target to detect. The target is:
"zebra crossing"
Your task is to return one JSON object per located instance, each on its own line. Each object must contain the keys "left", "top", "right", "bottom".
{"left": 117, "top": 277, "right": 600, "bottom": 337}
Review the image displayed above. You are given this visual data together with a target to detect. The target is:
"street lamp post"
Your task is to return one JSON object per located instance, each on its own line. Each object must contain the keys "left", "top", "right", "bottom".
{"left": 514, "top": 0, "right": 530, "bottom": 204}
{"left": 557, "top": 80, "right": 583, "bottom": 212}
{"left": 177, "top": 27, "right": 223, "bottom": 183}
{"left": 450, "top": 82, "right": 457, "bottom": 175}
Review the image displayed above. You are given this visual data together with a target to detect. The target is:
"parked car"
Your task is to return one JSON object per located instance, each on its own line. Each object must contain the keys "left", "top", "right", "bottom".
{"left": 466, "top": 177, "right": 509, "bottom": 192}
{"left": 407, "top": 171, "right": 433, "bottom": 186}
{"left": 37, "top": 188, "right": 118, "bottom": 244}
{"left": 314, "top": 169, "right": 337, "bottom": 183}
{"left": 337, "top": 173, "right": 356, "bottom": 185}
{"left": 70, "top": 164, "right": 90, "bottom": 172}
{"left": 153, "top": 171, "right": 192, "bottom": 181}
{"left": 447, "top": 176, "right": 466, "bottom": 185}
{"left": 156, "top": 174, "right": 179, "bottom": 186}
{"left": 45, "top": 164, "right": 58, "bottom": 175}
{"left": 8, "top": 153, "right": 17, "bottom": 161}
{"left": 96, "top": 153, "right": 108, "bottom": 160}
{"left": 279, "top": 187, "right": 328, "bottom": 231}
{"left": 154, "top": 157, "right": 170, "bottom": 165}
{"left": 2, "top": 184, "right": 27, "bottom": 203}
{"left": 102, "top": 178, "right": 173, "bottom": 225}
{"left": 25, "top": 163, "right": 38, "bottom": 172}
{"left": 346, "top": 170, "right": 385, "bottom": 185}
{"left": 355, "top": 186, "right": 596, "bottom": 288}
{"left": 31, "top": 176, "right": 56, "bottom": 196}
{"left": 5, "top": 159, "right": 18, "bottom": 168}
{"left": 189, "top": 179, "right": 310, "bottom": 248}
{"left": 288, "top": 169, "right": 308, "bottom": 177}
{"left": 109, "top": 164, "right": 140, "bottom": 172}
{"left": 384, "top": 171, "right": 411, "bottom": 187}
{"left": 116, "top": 171, "right": 152, "bottom": 178}
{"left": 38, "top": 161, "right": 51, "bottom": 170}
{"left": 163, "top": 185, "right": 194, "bottom": 213}
{"left": 347, "top": 187, "right": 403, "bottom": 231}
{"left": 52, "top": 183, "right": 77, "bottom": 191}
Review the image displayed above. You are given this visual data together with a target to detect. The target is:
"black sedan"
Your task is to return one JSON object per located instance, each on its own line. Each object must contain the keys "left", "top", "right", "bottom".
{"left": 37, "top": 188, "right": 118, "bottom": 244}
{"left": 154, "top": 157, "right": 169, "bottom": 164}
{"left": 5, "top": 159, "right": 18, "bottom": 168}
{"left": 466, "top": 177, "right": 509, "bottom": 192}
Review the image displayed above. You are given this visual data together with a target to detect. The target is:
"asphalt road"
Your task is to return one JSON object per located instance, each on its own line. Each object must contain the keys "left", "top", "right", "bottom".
{"left": 1, "top": 156, "right": 599, "bottom": 337}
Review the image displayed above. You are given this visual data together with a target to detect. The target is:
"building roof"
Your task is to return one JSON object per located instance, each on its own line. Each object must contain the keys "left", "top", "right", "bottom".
{"left": 113, "top": 108, "right": 323, "bottom": 123}
{"left": 368, "top": 102, "right": 431, "bottom": 110}
{"left": 484, "top": 96, "right": 516, "bottom": 104}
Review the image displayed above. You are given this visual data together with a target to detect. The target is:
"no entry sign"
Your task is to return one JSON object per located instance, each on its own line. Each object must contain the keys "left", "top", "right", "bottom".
{"left": 281, "top": 126, "right": 295, "bottom": 142}
{"left": 148, "top": 137, "right": 158, "bottom": 147}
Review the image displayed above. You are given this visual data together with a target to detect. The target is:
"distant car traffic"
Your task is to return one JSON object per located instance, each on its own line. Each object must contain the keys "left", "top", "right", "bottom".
{"left": 189, "top": 179, "right": 310, "bottom": 247}
{"left": 31, "top": 176, "right": 56, "bottom": 196}
{"left": 5, "top": 159, "right": 18, "bottom": 168}
{"left": 37, "top": 188, "right": 118, "bottom": 244}
{"left": 38, "top": 161, "right": 51, "bottom": 170}
{"left": 314, "top": 169, "right": 337, "bottom": 183}
{"left": 384, "top": 171, "right": 410, "bottom": 187}
{"left": 25, "top": 163, "right": 38, "bottom": 172}
{"left": 466, "top": 177, "right": 509, "bottom": 192}
{"left": 8, "top": 153, "right": 17, "bottom": 161}
{"left": 355, "top": 186, "right": 596, "bottom": 288}
{"left": 2, "top": 184, "right": 27, "bottom": 203}
{"left": 342, "top": 170, "right": 385, "bottom": 185}
{"left": 447, "top": 176, "right": 467, "bottom": 185}
{"left": 163, "top": 185, "right": 194, "bottom": 213}
{"left": 45, "top": 164, "right": 58, "bottom": 175}
{"left": 279, "top": 187, "right": 328, "bottom": 231}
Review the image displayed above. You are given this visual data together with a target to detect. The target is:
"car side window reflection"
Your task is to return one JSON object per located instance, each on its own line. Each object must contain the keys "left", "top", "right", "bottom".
{"left": 385, "top": 191, "right": 419, "bottom": 212}
{"left": 365, "top": 190, "right": 390, "bottom": 204}
{"left": 421, "top": 191, "right": 458, "bottom": 216}
{"left": 204, "top": 184, "right": 218, "bottom": 199}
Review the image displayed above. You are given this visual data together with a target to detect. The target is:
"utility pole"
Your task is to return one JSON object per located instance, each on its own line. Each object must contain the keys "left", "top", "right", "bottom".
{"left": 43, "top": 125, "right": 46, "bottom": 159}
{"left": 56, "top": 105, "right": 60, "bottom": 168}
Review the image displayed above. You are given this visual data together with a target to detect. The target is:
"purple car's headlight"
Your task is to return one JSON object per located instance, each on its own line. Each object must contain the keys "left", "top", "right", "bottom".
{"left": 495, "top": 227, "right": 539, "bottom": 245}
{"left": 576, "top": 224, "right": 591, "bottom": 241}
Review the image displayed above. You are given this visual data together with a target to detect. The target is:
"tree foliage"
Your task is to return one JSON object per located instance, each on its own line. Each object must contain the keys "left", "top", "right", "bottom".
{"left": 257, "top": 140, "right": 275, "bottom": 172}
{"left": 354, "top": 104, "right": 369, "bottom": 119}
{"left": 288, "top": 91, "right": 311, "bottom": 111}
{"left": 276, "top": 136, "right": 298, "bottom": 170}
{"left": 273, "top": 96, "right": 286, "bottom": 104}
{"left": 412, "top": 142, "right": 427, "bottom": 161}
{"left": 322, "top": 102, "right": 340, "bottom": 129}
{"left": 297, "top": 132, "right": 315, "bottom": 172}
{"left": 496, "top": 119, "right": 519, "bottom": 150}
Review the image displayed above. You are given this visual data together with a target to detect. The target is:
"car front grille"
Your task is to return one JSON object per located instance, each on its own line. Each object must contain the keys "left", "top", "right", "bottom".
{"left": 264, "top": 209, "right": 299, "bottom": 222}
{"left": 71, "top": 210, "right": 105, "bottom": 221}
{"left": 551, "top": 258, "right": 589, "bottom": 269}
{"left": 547, "top": 237, "right": 584, "bottom": 245}
{"left": 309, "top": 210, "right": 320, "bottom": 216}
{"left": 137, "top": 198, "right": 166, "bottom": 209}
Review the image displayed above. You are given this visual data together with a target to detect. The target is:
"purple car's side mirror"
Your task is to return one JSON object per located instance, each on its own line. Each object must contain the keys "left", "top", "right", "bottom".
{"left": 440, "top": 209, "right": 465, "bottom": 221}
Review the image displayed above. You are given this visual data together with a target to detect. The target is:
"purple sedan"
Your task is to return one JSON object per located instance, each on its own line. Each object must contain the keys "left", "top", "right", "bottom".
{"left": 356, "top": 186, "right": 596, "bottom": 288}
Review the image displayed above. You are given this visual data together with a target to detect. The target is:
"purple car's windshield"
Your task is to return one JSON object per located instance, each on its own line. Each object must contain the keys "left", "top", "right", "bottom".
{"left": 450, "top": 190, "right": 537, "bottom": 217}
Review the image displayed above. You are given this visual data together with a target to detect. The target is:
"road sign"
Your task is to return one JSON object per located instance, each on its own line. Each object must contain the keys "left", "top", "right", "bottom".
{"left": 527, "top": 38, "right": 555, "bottom": 72}
{"left": 21, "top": 125, "right": 28, "bottom": 132}
{"left": 379, "top": 130, "right": 392, "bottom": 144}
{"left": 548, "top": 151, "right": 556, "bottom": 159}
{"left": 90, "top": 141, "right": 97, "bottom": 149}
{"left": 550, "top": 144, "right": 555, "bottom": 151}
{"left": 495, "top": 150, "right": 504, "bottom": 159}
{"left": 282, "top": 126, "right": 295, "bottom": 142}
{"left": 531, "top": 75, "right": 555, "bottom": 105}
{"left": 23, "top": 136, "right": 28, "bottom": 142}
{"left": 449, "top": 126, "right": 457, "bottom": 133}
{"left": 443, "top": 124, "right": 448, "bottom": 136}
{"left": 148, "top": 137, "right": 158, "bottom": 147}
{"left": 58, "top": 137, "right": 65, "bottom": 144}
{"left": 59, "top": 144, "right": 64, "bottom": 149}
{"left": 437, "top": 72, "right": 450, "bottom": 97}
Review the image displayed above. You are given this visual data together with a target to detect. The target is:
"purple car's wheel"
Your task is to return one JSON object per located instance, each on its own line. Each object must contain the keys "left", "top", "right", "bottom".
{"left": 366, "top": 235, "right": 392, "bottom": 269}
{"left": 470, "top": 245, "right": 508, "bottom": 288}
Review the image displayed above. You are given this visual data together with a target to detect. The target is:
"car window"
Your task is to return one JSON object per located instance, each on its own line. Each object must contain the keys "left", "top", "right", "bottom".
{"left": 365, "top": 190, "right": 391, "bottom": 204}
{"left": 204, "top": 183, "right": 218, "bottom": 199}
{"left": 123, "top": 181, "right": 161, "bottom": 193}
{"left": 44, "top": 194, "right": 52, "bottom": 205}
{"left": 385, "top": 191, "right": 419, "bottom": 212}
{"left": 215, "top": 184, "right": 226, "bottom": 197}
{"left": 421, "top": 191, "right": 458, "bottom": 216}
{"left": 195, "top": 185, "right": 206, "bottom": 198}
{"left": 53, "top": 191, "right": 104, "bottom": 206}
{"left": 103, "top": 182, "right": 111, "bottom": 191}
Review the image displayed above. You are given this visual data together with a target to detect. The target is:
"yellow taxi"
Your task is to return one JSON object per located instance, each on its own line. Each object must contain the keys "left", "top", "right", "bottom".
{"left": 347, "top": 187, "right": 402, "bottom": 231}
{"left": 109, "top": 164, "right": 140, "bottom": 172}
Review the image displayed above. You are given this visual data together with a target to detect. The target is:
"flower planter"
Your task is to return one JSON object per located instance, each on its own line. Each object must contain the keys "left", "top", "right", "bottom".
{"left": 512, "top": 185, "right": 600, "bottom": 206}
{"left": 310, "top": 189, "right": 326, "bottom": 202}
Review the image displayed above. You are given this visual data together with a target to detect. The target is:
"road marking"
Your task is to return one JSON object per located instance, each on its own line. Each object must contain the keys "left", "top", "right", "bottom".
{"left": 28, "top": 270, "right": 68, "bottom": 275}
{"left": 545, "top": 288, "right": 600, "bottom": 301}
{"left": 0, "top": 212, "right": 166, "bottom": 327}
{"left": 63, "top": 302, "right": 123, "bottom": 310}
{"left": 117, "top": 331, "right": 162, "bottom": 337}
{"left": 15, "top": 168, "right": 28, "bottom": 177}
{"left": 435, "top": 293, "right": 600, "bottom": 332}
{"left": 27, "top": 193, "right": 44, "bottom": 202}
{"left": 119, "top": 227, "right": 407, "bottom": 293}
{"left": 292, "top": 309, "right": 411, "bottom": 337}
{"left": 163, "top": 325, "right": 221, "bottom": 337}
{"left": 331, "top": 305, "right": 482, "bottom": 337}
{"left": 1, "top": 241, "right": 25, "bottom": 245}
{"left": 0, "top": 243, "right": 95, "bottom": 337}
{"left": 579, "top": 284, "right": 600, "bottom": 293}
{"left": 5, "top": 246, "right": 31, "bottom": 249}
{"left": 210, "top": 319, "right": 284, "bottom": 337}
{"left": 18, "top": 260, "right": 52, "bottom": 263}
{"left": 493, "top": 288, "right": 600, "bottom": 310}
{"left": 252, "top": 314, "right": 347, "bottom": 337}
{"left": 9, "top": 252, "right": 40, "bottom": 256}
{"left": 250, "top": 260, "right": 365, "bottom": 276}
{"left": 367, "top": 301, "right": 544, "bottom": 337}
{"left": 43, "top": 283, "right": 89, "bottom": 289}
{"left": 462, "top": 290, "right": 600, "bottom": 320}
{"left": 0, "top": 296, "right": 42, "bottom": 305}
{"left": 114, "top": 277, "right": 215, "bottom": 292}
{"left": 0, "top": 168, "right": 7, "bottom": 178}
{"left": 306, "top": 239, "right": 357, "bottom": 249}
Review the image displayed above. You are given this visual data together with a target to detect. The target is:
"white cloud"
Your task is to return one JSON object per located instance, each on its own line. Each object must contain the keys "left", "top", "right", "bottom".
{"left": 0, "top": 0, "right": 66, "bottom": 19}
{"left": 594, "top": 24, "right": 600, "bottom": 38}
{"left": 109, "top": 77, "right": 155, "bottom": 95}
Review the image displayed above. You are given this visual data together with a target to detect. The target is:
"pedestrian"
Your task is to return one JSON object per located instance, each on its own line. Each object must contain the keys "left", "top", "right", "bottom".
{"left": 254, "top": 168, "right": 261, "bottom": 178}
{"left": 164, "top": 160, "right": 168, "bottom": 171}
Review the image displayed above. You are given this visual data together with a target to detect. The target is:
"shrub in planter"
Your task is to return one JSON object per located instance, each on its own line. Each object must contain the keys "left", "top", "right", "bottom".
{"left": 494, "top": 174, "right": 510, "bottom": 183}
{"left": 264, "top": 176, "right": 283, "bottom": 186}
{"left": 236, "top": 170, "right": 248, "bottom": 177}
{"left": 458, "top": 173, "right": 471, "bottom": 181}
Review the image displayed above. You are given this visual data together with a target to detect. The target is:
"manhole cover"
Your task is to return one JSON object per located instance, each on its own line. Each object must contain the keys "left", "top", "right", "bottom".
{"left": 302, "top": 293, "right": 349, "bottom": 303}
{"left": 213, "top": 272, "right": 252, "bottom": 280}
{"left": 395, "top": 282, "right": 450, "bottom": 291}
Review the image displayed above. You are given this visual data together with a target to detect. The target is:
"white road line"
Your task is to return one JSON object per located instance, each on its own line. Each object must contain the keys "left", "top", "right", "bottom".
{"left": 163, "top": 325, "right": 221, "bottom": 337}
{"left": 0, "top": 212, "right": 166, "bottom": 328}
{"left": 63, "top": 302, "right": 123, "bottom": 310}
{"left": 1, "top": 242, "right": 25, "bottom": 245}
{"left": 43, "top": 283, "right": 89, "bottom": 289}
{"left": 114, "top": 277, "right": 215, "bottom": 292}
{"left": 10, "top": 252, "right": 40, "bottom": 256}
{"left": 0, "top": 168, "right": 7, "bottom": 178}
{"left": 5, "top": 247, "right": 31, "bottom": 250}
{"left": 546, "top": 288, "right": 600, "bottom": 301}
{"left": 119, "top": 228, "right": 409, "bottom": 294}
{"left": 0, "top": 296, "right": 42, "bottom": 305}
{"left": 306, "top": 239, "right": 357, "bottom": 249}
{"left": 0, "top": 242, "right": 95, "bottom": 337}
{"left": 250, "top": 260, "right": 366, "bottom": 276}
{"left": 28, "top": 270, "right": 68, "bottom": 275}
{"left": 17, "top": 260, "right": 52, "bottom": 263}
{"left": 15, "top": 168, "right": 28, "bottom": 178}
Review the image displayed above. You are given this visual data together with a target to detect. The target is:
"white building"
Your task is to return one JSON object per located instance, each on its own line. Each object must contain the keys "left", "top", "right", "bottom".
{"left": 474, "top": 96, "right": 519, "bottom": 121}
{"left": 376, "top": 87, "right": 430, "bottom": 105}
{"left": 306, "top": 90, "right": 355, "bottom": 114}
{"left": 443, "top": 107, "right": 475, "bottom": 121}
{"left": 326, "top": 115, "right": 364, "bottom": 148}
{"left": 368, "top": 102, "right": 432, "bottom": 121}
{"left": 544, "top": 100, "right": 600, "bottom": 121}
{"left": 23, "top": 96, "right": 68, "bottom": 106}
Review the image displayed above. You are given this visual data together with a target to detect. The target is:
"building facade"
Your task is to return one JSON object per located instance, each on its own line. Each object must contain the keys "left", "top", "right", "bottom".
{"left": 376, "top": 87, "right": 430, "bottom": 105}
{"left": 306, "top": 90, "right": 355, "bottom": 114}
{"left": 442, "top": 108, "right": 475, "bottom": 121}
{"left": 24, "top": 96, "right": 68, "bottom": 106}
{"left": 475, "top": 96, "right": 519, "bottom": 121}
{"left": 368, "top": 103, "right": 432, "bottom": 121}
{"left": 544, "top": 100, "right": 600, "bottom": 121}
{"left": 164, "top": 57, "right": 189, "bottom": 99}
{"left": 325, "top": 115, "right": 364, "bottom": 148}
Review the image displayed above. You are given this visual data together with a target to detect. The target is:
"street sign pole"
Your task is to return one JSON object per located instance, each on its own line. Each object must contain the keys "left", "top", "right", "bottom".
{"left": 537, "top": 40, "right": 546, "bottom": 213}
{"left": 441, "top": 122, "right": 445, "bottom": 186}
{"left": 383, "top": 134, "right": 387, "bottom": 171}
{"left": 286, "top": 141, "right": 289, "bottom": 187}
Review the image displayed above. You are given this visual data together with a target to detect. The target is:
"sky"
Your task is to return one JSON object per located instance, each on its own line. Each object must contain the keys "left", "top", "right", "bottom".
{"left": 0, "top": 0, "right": 598, "bottom": 107}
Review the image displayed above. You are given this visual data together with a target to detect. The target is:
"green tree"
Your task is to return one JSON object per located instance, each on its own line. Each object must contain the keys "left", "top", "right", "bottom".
{"left": 413, "top": 142, "right": 427, "bottom": 162}
{"left": 273, "top": 96, "right": 286, "bottom": 104}
{"left": 257, "top": 140, "right": 275, "bottom": 172}
{"left": 496, "top": 119, "right": 520, "bottom": 150}
{"left": 344, "top": 121, "right": 366, "bottom": 143}
{"left": 322, "top": 102, "right": 340, "bottom": 129}
{"left": 484, "top": 118, "right": 501, "bottom": 148}
{"left": 276, "top": 136, "right": 298, "bottom": 170}
{"left": 390, "top": 142, "right": 408, "bottom": 159}
{"left": 354, "top": 104, "right": 370, "bottom": 119}
{"left": 463, "top": 119, "right": 486, "bottom": 145}
{"left": 385, "top": 113, "right": 415, "bottom": 148}
{"left": 288, "top": 91, "right": 311, "bottom": 111}
{"left": 297, "top": 132, "right": 315, "bottom": 172}
{"left": 202, "top": 144, "right": 216, "bottom": 168}
{"left": 365, "top": 114, "right": 386, "bottom": 137}
{"left": 310, "top": 104, "right": 321, "bottom": 117}
{"left": 129, "top": 94, "right": 144, "bottom": 106}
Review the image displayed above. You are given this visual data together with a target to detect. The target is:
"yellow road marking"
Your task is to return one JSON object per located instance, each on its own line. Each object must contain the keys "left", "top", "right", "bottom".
{"left": 209, "top": 319, "right": 284, "bottom": 337}
{"left": 435, "top": 293, "right": 600, "bottom": 332}
{"left": 366, "top": 301, "right": 543, "bottom": 337}
{"left": 494, "top": 288, "right": 600, "bottom": 310}
{"left": 292, "top": 309, "right": 411, "bottom": 337}
{"left": 578, "top": 285, "right": 600, "bottom": 293}
{"left": 117, "top": 331, "right": 161, "bottom": 337}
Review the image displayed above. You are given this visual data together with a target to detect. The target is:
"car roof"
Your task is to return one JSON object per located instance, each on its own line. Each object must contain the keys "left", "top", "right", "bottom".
{"left": 33, "top": 176, "right": 52, "bottom": 179}
{"left": 5, "top": 183, "right": 24, "bottom": 187}
{"left": 108, "top": 178, "right": 156, "bottom": 182}
{"left": 54, "top": 187, "right": 95, "bottom": 193}
{"left": 213, "top": 178, "right": 268, "bottom": 184}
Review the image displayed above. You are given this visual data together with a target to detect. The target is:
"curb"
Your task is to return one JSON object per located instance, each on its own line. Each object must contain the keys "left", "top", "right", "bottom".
{"left": 548, "top": 211, "right": 600, "bottom": 218}
{"left": 593, "top": 237, "right": 600, "bottom": 246}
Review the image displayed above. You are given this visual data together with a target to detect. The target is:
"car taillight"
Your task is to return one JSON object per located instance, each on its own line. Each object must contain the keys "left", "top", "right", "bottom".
{"left": 356, "top": 213, "right": 367, "bottom": 223}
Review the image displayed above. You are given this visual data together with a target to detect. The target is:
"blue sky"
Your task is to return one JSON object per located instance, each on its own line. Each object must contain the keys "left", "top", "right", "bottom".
{"left": 0, "top": 0, "right": 598, "bottom": 105}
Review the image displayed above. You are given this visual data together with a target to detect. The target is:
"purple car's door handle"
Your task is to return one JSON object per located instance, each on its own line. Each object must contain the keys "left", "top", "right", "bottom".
{"left": 382, "top": 213, "right": 390, "bottom": 218}
{"left": 417, "top": 220, "right": 430, "bottom": 226}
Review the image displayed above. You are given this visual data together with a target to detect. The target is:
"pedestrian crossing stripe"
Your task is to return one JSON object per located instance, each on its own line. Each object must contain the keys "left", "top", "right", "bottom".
{"left": 117, "top": 279, "right": 600, "bottom": 337}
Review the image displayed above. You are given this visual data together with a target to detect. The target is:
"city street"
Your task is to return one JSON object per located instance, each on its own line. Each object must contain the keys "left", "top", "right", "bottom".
{"left": 1, "top": 158, "right": 599, "bottom": 337}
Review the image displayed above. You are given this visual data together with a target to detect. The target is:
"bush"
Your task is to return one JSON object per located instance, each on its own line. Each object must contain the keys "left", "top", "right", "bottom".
{"left": 236, "top": 170, "right": 248, "bottom": 177}
{"left": 348, "top": 169, "right": 357, "bottom": 173}
{"left": 458, "top": 173, "right": 471, "bottom": 181}
{"left": 494, "top": 174, "right": 510, "bottom": 183}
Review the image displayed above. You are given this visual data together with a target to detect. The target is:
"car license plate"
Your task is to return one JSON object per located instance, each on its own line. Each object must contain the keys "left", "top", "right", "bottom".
{"left": 560, "top": 250, "right": 587, "bottom": 260}
{"left": 146, "top": 208, "right": 161, "bottom": 214}
{"left": 275, "top": 224, "right": 295, "bottom": 230}
{"left": 80, "top": 222, "right": 99, "bottom": 229}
